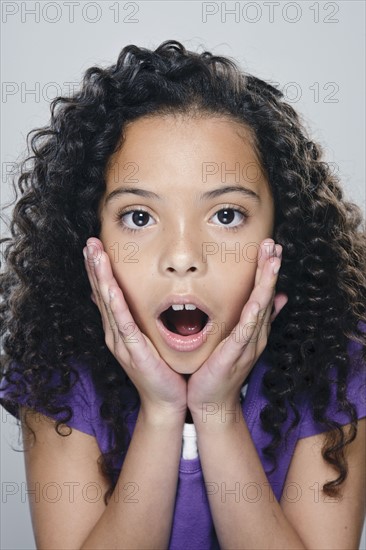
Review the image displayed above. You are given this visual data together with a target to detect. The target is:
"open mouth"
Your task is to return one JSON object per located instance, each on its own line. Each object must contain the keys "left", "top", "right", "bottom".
{"left": 159, "top": 306, "right": 209, "bottom": 336}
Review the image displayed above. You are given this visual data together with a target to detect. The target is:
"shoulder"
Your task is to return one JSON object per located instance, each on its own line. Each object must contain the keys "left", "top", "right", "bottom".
{"left": 298, "top": 322, "right": 366, "bottom": 439}
{"left": 0, "top": 356, "right": 103, "bottom": 438}
{"left": 280, "top": 417, "right": 366, "bottom": 549}
{"left": 244, "top": 322, "right": 366, "bottom": 450}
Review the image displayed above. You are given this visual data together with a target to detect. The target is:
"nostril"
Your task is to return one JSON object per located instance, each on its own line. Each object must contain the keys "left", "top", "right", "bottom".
{"left": 166, "top": 266, "right": 198, "bottom": 273}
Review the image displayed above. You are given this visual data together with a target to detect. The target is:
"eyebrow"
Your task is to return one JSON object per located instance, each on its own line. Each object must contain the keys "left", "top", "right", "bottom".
{"left": 105, "top": 187, "right": 160, "bottom": 205}
{"left": 105, "top": 184, "right": 261, "bottom": 205}
{"left": 201, "top": 185, "right": 261, "bottom": 202}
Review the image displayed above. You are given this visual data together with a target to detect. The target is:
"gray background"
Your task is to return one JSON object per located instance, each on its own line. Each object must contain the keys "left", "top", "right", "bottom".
{"left": 1, "top": 1, "right": 365, "bottom": 548}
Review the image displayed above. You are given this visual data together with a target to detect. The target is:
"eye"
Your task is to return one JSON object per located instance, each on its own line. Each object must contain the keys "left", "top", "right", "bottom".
{"left": 115, "top": 208, "right": 155, "bottom": 232}
{"left": 210, "top": 207, "right": 249, "bottom": 229}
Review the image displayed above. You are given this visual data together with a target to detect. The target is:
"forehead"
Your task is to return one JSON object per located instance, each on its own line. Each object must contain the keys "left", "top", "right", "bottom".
{"left": 102, "top": 113, "right": 272, "bottom": 207}
{"left": 106, "top": 113, "right": 262, "bottom": 169}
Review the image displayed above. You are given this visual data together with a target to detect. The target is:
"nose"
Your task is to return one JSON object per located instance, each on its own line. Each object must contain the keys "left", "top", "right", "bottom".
{"left": 158, "top": 229, "right": 208, "bottom": 278}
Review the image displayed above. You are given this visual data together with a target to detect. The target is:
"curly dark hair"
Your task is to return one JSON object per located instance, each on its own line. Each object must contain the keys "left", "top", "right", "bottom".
{"left": 1, "top": 39, "right": 365, "bottom": 504}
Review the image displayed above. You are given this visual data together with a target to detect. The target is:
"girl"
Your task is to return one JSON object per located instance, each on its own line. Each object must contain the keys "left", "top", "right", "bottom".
{"left": 0, "top": 40, "right": 365, "bottom": 550}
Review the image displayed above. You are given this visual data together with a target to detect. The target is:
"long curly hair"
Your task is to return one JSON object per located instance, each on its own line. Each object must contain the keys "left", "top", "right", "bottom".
{"left": 1, "top": 40, "right": 365, "bottom": 504}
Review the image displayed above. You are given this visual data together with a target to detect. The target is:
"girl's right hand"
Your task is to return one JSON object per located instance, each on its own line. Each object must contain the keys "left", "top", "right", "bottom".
{"left": 83, "top": 238, "right": 187, "bottom": 421}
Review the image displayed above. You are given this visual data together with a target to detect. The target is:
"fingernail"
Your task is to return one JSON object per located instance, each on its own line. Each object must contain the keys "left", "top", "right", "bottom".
{"left": 87, "top": 244, "right": 101, "bottom": 262}
{"left": 275, "top": 244, "right": 282, "bottom": 258}
{"left": 264, "top": 240, "right": 275, "bottom": 256}
{"left": 268, "top": 242, "right": 275, "bottom": 257}
{"left": 83, "top": 247, "right": 87, "bottom": 260}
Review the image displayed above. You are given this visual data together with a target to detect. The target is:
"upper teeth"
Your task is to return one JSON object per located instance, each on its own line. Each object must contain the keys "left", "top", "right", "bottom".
{"left": 171, "top": 304, "right": 197, "bottom": 311}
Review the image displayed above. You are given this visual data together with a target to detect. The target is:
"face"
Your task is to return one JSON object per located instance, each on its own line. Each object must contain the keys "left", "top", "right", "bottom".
{"left": 98, "top": 114, "right": 274, "bottom": 374}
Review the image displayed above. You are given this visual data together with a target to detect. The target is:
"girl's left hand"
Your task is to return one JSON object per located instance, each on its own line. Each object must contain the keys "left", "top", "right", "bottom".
{"left": 187, "top": 239, "right": 288, "bottom": 419}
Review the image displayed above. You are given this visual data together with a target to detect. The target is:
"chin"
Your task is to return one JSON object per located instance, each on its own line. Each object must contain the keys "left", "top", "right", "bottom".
{"left": 160, "top": 350, "right": 208, "bottom": 375}
{"left": 169, "top": 362, "right": 203, "bottom": 375}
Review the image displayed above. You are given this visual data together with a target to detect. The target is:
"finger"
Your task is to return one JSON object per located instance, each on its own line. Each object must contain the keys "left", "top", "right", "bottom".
{"left": 84, "top": 242, "right": 164, "bottom": 374}
{"left": 85, "top": 239, "right": 124, "bottom": 347}
{"left": 247, "top": 254, "right": 282, "bottom": 352}
{"left": 219, "top": 251, "right": 281, "bottom": 362}
{"left": 87, "top": 241, "right": 127, "bottom": 345}
{"left": 255, "top": 238, "right": 281, "bottom": 286}
{"left": 213, "top": 300, "right": 261, "bottom": 371}
{"left": 270, "top": 292, "right": 288, "bottom": 324}
{"left": 275, "top": 243, "right": 283, "bottom": 260}
{"left": 256, "top": 291, "right": 276, "bottom": 346}
{"left": 86, "top": 238, "right": 116, "bottom": 316}
{"left": 91, "top": 245, "right": 157, "bottom": 366}
{"left": 83, "top": 247, "right": 105, "bottom": 323}
{"left": 83, "top": 243, "right": 108, "bottom": 329}
{"left": 84, "top": 240, "right": 104, "bottom": 305}
{"left": 256, "top": 290, "right": 287, "bottom": 349}
{"left": 251, "top": 252, "right": 281, "bottom": 314}
{"left": 259, "top": 246, "right": 284, "bottom": 330}
{"left": 108, "top": 286, "right": 160, "bottom": 367}
{"left": 209, "top": 249, "right": 282, "bottom": 374}
{"left": 84, "top": 252, "right": 102, "bottom": 308}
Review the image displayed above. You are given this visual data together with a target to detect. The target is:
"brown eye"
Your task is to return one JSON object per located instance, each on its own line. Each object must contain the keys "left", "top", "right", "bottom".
{"left": 130, "top": 211, "right": 150, "bottom": 227}
{"left": 115, "top": 208, "right": 155, "bottom": 233}
{"left": 217, "top": 209, "right": 235, "bottom": 224}
{"left": 211, "top": 207, "right": 248, "bottom": 229}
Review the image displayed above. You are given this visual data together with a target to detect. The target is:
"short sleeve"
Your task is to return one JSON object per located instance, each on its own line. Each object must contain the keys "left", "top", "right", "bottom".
{"left": 0, "top": 358, "right": 102, "bottom": 438}
{"left": 298, "top": 327, "right": 366, "bottom": 439}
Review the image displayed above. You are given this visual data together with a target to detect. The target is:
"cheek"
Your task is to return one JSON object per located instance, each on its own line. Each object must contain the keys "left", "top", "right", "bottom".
{"left": 226, "top": 283, "right": 254, "bottom": 327}
{"left": 212, "top": 262, "right": 256, "bottom": 332}
{"left": 216, "top": 252, "right": 256, "bottom": 294}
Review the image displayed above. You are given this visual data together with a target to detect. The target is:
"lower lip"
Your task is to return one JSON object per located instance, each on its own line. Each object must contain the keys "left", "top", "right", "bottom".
{"left": 156, "top": 317, "right": 211, "bottom": 352}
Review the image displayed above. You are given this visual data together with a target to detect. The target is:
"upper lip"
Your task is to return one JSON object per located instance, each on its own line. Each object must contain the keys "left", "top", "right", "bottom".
{"left": 156, "top": 295, "right": 213, "bottom": 320}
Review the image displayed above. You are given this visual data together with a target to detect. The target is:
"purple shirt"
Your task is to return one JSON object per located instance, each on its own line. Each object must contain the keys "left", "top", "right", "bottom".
{"left": 1, "top": 334, "right": 365, "bottom": 550}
